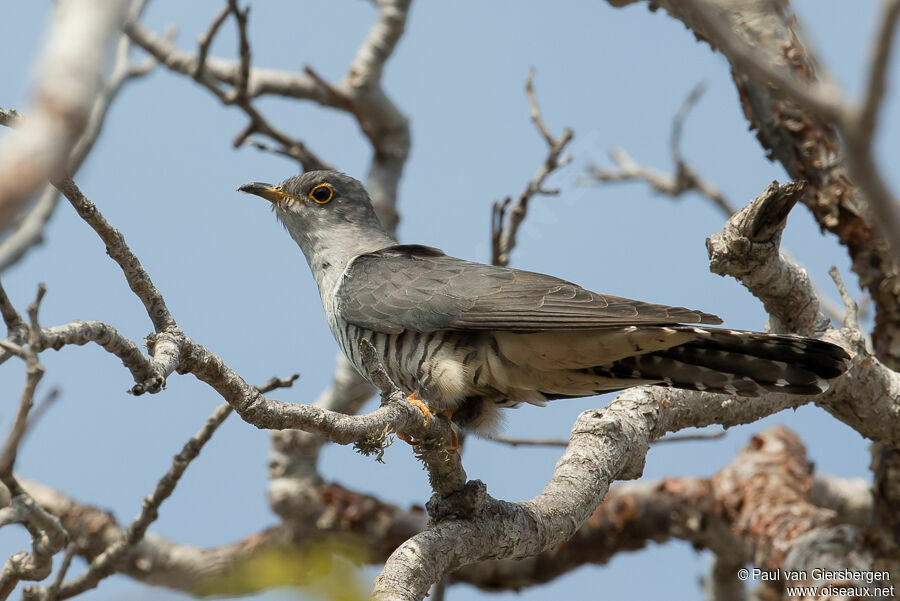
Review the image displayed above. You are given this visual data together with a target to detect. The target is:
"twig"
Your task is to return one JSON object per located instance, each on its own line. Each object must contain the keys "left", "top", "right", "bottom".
{"left": 0, "top": 286, "right": 47, "bottom": 483}
{"left": 255, "top": 374, "right": 300, "bottom": 394}
{"left": 53, "top": 178, "right": 175, "bottom": 333}
{"left": 0, "top": 496, "right": 67, "bottom": 600}
{"left": 829, "top": 266, "right": 860, "bottom": 331}
{"left": 587, "top": 84, "right": 847, "bottom": 325}
{"left": 20, "top": 388, "right": 60, "bottom": 447}
{"left": 36, "top": 320, "right": 155, "bottom": 388}
{"left": 40, "top": 403, "right": 233, "bottom": 600}
{"left": 653, "top": 428, "right": 726, "bottom": 444}
{"left": 492, "top": 69, "right": 574, "bottom": 267}
{"left": 489, "top": 428, "right": 725, "bottom": 448}
{"left": 125, "top": 19, "right": 330, "bottom": 172}
{"left": 0, "top": 288, "right": 67, "bottom": 601}
{"left": 223, "top": 0, "right": 251, "bottom": 104}
{"left": 588, "top": 83, "right": 735, "bottom": 215}
{"left": 489, "top": 435, "right": 568, "bottom": 448}
{"left": 194, "top": 4, "right": 230, "bottom": 81}
{"left": 858, "top": 0, "right": 900, "bottom": 141}
{"left": 46, "top": 543, "right": 77, "bottom": 599}
{"left": 0, "top": 279, "right": 26, "bottom": 342}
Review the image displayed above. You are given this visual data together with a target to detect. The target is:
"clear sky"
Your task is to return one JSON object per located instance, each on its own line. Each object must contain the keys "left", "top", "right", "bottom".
{"left": 1, "top": 1, "right": 897, "bottom": 600}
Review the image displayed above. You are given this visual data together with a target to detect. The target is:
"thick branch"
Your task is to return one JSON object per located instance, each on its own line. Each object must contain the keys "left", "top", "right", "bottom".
{"left": 609, "top": 0, "right": 900, "bottom": 367}
{"left": 706, "top": 180, "right": 826, "bottom": 335}
{"left": 0, "top": 1, "right": 157, "bottom": 272}
{"left": 0, "top": 0, "right": 129, "bottom": 231}
{"left": 713, "top": 427, "right": 885, "bottom": 597}
{"left": 707, "top": 181, "right": 900, "bottom": 445}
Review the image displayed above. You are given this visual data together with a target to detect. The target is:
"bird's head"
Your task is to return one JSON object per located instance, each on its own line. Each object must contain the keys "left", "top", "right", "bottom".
{"left": 238, "top": 170, "right": 384, "bottom": 228}
{"left": 238, "top": 170, "right": 395, "bottom": 278}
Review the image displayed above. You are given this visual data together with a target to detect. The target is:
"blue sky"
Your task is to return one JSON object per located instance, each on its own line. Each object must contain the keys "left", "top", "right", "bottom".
{"left": 1, "top": 1, "right": 897, "bottom": 600}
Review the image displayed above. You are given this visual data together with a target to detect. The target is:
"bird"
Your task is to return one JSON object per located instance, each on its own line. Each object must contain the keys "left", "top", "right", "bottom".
{"left": 239, "top": 171, "right": 850, "bottom": 434}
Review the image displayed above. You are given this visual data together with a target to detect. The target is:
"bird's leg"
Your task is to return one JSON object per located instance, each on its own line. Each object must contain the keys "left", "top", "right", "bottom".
{"left": 395, "top": 405, "right": 458, "bottom": 451}
{"left": 407, "top": 391, "right": 432, "bottom": 425}
{"left": 441, "top": 409, "right": 459, "bottom": 451}
{"left": 395, "top": 431, "right": 417, "bottom": 446}
{"left": 393, "top": 392, "right": 432, "bottom": 447}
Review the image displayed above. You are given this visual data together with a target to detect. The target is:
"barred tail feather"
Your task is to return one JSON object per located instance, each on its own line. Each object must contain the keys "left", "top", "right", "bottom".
{"left": 591, "top": 329, "right": 850, "bottom": 396}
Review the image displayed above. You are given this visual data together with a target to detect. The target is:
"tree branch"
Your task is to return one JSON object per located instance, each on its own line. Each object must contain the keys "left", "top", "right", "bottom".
{"left": 492, "top": 69, "right": 574, "bottom": 267}
{"left": 0, "top": 0, "right": 129, "bottom": 232}
{"left": 608, "top": 0, "right": 900, "bottom": 366}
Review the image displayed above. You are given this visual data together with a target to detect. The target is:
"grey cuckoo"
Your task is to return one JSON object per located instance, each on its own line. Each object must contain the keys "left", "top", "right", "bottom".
{"left": 239, "top": 171, "right": 850, "bottom": 433}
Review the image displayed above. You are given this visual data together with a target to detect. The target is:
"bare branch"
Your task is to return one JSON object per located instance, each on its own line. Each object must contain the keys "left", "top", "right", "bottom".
{"left": 587, "top": 88, "right": 846, "bottom": 325}
{"left": 53, "top": 178, "right": 175, "bottom": 333}
{"left": 0, "top": 286, "right": 47, "bottom": 483}
{"left": 255, "top": 374, "right": 300, "bottom": 394}
{"left": 588, "top": 83, "right": 735, "bottom": 215}
{"left": 713, "top": 427, "right": 882, "bottom": 595}
{"left": 674, "top": 0, "right": 844, "bottom": 121}
{"left": 683, "top": 0, "right": 900, "bottom": 264}
{"left": 492, "top": 70, "right": 574, "bottom": 267}
{"left": 347, "top": 0, "right": 411, "bottom": 90}
{"left": 0, "top": 496, "right": 67, "bottom": 600}
{"left": 829, "top": 266, "right": 860, "bottom": 331}
{"left": 16, "top": 461, "right": 875, "bottom": 597}
{"left": 858, "top": 0, "right": 900, "bottom": 141}
{"left": 0, "top": 0, "right": 129, "bottom": 231}
{"left": 123, "top": 19, "right": 330, "bottom": 172}
{"left": 707, "top": 183, "right": 900, "bottom": 444}
{"left": 706, "top": 180, "right": 830, "bottom": 335}
{"left": 489, "top": 428, "right": 726, "bottom": 448}
{"left": 0, "top": 288, "right": 67, "bottom": 601}
{"left": 0, "top": 0, "right": 157, "bottom": 271}
{"left": 193, "top": 4, "right": 230, "bottom": 81}
{"left": 27, "top": 403, "right": 233, "bottom": 601}
{"left": 0, "top": 279, "right": 27, "bottom": 348}
{"left": 626, "top": 0, "right": 900, "bottom": 364}
{"left": 36, "top": 320, "right": 155, "bottom": 387}
{"left": 372, "top": 383, "right": 805, "bottom": 600}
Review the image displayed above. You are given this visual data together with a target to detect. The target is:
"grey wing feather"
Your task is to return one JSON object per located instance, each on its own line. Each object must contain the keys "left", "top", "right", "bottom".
{"left": 335, "top": 245, "right": 722, "bottom": 334}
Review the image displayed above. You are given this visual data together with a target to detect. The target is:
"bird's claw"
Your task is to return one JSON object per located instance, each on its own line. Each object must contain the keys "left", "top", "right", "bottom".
{"left": 406, "top": 391, "right": 432, "bottom": 425}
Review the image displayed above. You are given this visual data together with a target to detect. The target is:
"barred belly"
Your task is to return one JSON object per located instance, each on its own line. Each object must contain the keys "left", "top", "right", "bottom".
{"left": 331, "top": 320, "right": 511, "bottom": 421}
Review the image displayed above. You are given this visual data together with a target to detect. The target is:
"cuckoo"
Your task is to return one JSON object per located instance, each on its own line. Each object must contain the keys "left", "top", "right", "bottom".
{"left": 239, "top": 171, "right": 850, "bottom": 433}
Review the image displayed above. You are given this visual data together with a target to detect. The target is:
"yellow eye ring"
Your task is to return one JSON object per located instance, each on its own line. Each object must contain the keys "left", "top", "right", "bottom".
{"left": 308, "top": 183, "right": 334, "bottom": 204}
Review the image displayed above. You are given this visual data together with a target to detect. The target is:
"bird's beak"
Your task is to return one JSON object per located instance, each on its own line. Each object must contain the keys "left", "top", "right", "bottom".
{"left": 237, "top": 182, "right": 289, "bottom": 203}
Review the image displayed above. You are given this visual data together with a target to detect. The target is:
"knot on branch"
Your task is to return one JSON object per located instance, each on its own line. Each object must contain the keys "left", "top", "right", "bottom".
{"left": 706, "top": 180, "right": 806, "bottom": 278}
{"left": 706, "top": 180, "right": 830, "bottom": 334}
{"left": 128, "top": 374, "right": 165, "bottom": 396}
{"left": 426, "top": 479, "right": 487, "bottom": 522}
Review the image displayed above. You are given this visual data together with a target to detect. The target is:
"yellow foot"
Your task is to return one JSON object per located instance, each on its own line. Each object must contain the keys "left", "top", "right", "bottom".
{"left": 441, "top": 410, "right": 459, "bottom": 451}
{"left": 407, "top": 391, "right": 432, "bottom": 426}
{"left": 395, "top": 431, "right": 417, "bottom": 446}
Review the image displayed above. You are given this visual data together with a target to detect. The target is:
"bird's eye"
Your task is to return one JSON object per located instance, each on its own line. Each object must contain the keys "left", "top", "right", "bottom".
{"left": 308, "top": 183, "right": 334, "bottom": 204}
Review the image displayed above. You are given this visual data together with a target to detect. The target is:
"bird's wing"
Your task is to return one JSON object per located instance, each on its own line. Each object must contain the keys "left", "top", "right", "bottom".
{"left": 335, "top": 244, "right": 722, "bottom": 334}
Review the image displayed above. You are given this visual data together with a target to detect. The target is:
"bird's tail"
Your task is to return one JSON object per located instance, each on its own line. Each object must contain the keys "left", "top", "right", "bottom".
{"left": 587, "top": 328, "right": 850, "bottom": 396}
